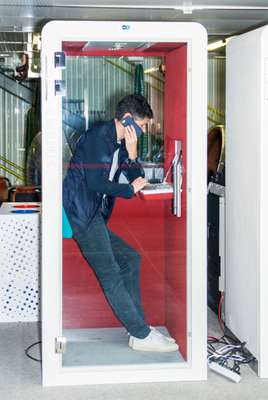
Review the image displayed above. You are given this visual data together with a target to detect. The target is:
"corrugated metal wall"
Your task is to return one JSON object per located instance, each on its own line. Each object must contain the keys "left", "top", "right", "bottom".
{"left": 0, "top": 88, "right": 30, "bottom": 184}
{"left": 0, "top": 56, "right": 225, "bottom": 185}
{"left": 208, "top": 56, "right": 226, "bottom": 129}
{"left": 63, "top": 56, "right": 164, "bottom": 163}
{"left": 64, "top": 54, "right": 225, "bottom": 137}
{"left": 63, "top": 56, "right": 163, "bottom": 126}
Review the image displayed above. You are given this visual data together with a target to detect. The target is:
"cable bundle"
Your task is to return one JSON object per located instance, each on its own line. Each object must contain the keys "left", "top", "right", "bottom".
{"left": 207, "top": 335, "right": 256, "bottom": 375}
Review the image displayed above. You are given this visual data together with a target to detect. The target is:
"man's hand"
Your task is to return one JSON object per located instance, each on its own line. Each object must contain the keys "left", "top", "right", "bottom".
{"left": 131, "top": 177, "right": 148, "bottom": 194}
{"left": 124, "top": 125, "right": 138, "bottom": 160}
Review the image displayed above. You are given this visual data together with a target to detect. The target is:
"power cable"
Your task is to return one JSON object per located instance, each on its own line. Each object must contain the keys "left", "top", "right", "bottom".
{"left": 25, "top": 340, "right": 42, "bottom": 363}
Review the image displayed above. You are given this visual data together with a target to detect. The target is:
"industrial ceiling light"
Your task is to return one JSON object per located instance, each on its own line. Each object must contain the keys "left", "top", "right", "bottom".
{"left": 207, "top": 37, "right": 233, "bottom": 51}
{"left": 144, "top": 63, "right": 165, "bottom": 76}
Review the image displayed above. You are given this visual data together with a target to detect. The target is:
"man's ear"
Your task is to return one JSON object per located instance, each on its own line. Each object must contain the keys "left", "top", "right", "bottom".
{"left": 122, "top": 112, "right": 132, "bottom": 119}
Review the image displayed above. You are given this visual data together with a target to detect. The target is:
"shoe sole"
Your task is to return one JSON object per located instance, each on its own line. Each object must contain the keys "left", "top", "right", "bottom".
{"left": 130, "top": 343, "right": 179, "bottom": 352}
{"left": 129, "top": 335, "right": 176, "bottom": 347}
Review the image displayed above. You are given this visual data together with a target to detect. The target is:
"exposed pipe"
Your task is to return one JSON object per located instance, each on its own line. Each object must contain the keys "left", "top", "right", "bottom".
{"left": 0, "top": 163, "right": 24, "bottom": 181}
{"left": 0, "top": 41, "right": 27, "bottom": 44}
{"left": 0, "top": 155, "right": 25, "bottom": 173}
{"left": 1, "top": 3, "right": 268, "bottom": 12}
{"left": 39, "top": 4, "right": 268, "bottom": 13}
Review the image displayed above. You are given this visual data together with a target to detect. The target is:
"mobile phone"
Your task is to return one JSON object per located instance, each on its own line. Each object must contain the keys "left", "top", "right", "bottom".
{"left": 121, "top": 116, "right": 143, "bottom": 137}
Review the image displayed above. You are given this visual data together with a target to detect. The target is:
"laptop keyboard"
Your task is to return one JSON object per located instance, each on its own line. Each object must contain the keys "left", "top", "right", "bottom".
{"left": 141, "top": 183, "right": 173, "bottom": 193}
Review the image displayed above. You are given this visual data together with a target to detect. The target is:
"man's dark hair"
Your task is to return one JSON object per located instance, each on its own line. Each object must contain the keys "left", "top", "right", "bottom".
{"left": 115, "top": 94, "right": 153, "bottom": 121}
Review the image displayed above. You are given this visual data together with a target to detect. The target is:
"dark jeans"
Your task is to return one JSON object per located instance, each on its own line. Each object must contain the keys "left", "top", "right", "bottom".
{"left": 74, "top": 212, "right": 150, "bottom": 339}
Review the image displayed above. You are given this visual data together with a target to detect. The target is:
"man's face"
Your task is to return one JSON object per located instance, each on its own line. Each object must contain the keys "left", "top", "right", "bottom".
{"left": 134, "top": 117, "right": 150, "bottom": 133}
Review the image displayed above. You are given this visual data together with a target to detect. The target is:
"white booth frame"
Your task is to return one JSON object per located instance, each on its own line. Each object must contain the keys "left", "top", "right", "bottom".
{"left": 41, "top": 20, "right": 207, "bottom": 386}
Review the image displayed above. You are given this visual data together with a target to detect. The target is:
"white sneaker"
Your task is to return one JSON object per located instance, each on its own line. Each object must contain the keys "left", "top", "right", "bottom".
{"left": 128, "top": 326, "right": 176, "bottom": 347}
{"left": 129, "top": 329, "right": 179, "bottom": 352}
{"left": 149, "top": 326, "right": 176, "bottom": 343}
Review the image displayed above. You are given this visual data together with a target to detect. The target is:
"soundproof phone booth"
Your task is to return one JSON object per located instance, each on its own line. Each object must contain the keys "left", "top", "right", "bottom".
{"left": 41, "top": 21, "right": 207, "bottom": 386}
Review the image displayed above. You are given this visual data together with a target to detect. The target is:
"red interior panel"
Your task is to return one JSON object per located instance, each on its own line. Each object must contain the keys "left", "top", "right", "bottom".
{"left": 164, "top": 44, "right": 187, "bottom": 359}
{"left": 164, "top": 46, "right": 187, "bottom": 141}
{"left": 63, "top": 198, "right": 166, "bottom": 328}
{"left": 63, "top": 41, "right": 184, "bottom": 56}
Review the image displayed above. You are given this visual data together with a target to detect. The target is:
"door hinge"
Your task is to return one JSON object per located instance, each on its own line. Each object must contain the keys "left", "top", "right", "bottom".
{"left": 55, "top": 336, "right": 67, "bottom": 354}
{"left": 55, "top": 80, "right": 66, "bottom": 96}
{"left": 54, "top": 51, "right": 66, "bottom": 68}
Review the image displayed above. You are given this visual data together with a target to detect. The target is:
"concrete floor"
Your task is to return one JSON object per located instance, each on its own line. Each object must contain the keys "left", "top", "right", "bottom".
{"left": 0, "top": 310, "right": 268, "bottom": 400}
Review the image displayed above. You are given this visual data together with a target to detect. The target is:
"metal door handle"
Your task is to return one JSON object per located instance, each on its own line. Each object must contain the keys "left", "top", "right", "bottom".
{"left": 173, "top": 140, "right": 183, "bottom": 218}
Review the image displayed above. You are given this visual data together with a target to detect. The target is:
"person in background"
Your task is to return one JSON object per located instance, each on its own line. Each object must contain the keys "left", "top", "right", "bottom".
{"left": 63, "top": 94, "right": 178, "bottom": 352}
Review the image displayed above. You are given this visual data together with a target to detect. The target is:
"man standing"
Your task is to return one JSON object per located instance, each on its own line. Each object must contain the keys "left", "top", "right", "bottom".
{"left": 63, "top": 94, "right": 178, "bottom": 352}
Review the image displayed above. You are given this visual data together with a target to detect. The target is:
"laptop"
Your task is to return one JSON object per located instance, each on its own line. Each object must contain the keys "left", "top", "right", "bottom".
{"left": 140, "top": 182, "right": 173, "bottom": 195}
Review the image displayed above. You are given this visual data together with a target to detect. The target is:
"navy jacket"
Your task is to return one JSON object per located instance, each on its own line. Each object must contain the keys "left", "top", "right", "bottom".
{"left": 63, "top": 120, "right": 145, "bottom": 232}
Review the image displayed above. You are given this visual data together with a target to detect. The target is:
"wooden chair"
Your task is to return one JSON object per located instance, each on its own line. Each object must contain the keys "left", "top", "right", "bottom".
{"left": 0, "top": 176, "right": 11, "bottom": 202}
{"left": 9, "top": 185, "right": 41, "bottom": 202}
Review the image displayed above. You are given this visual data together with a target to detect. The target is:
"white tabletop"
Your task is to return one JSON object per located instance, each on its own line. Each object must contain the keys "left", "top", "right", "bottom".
{"left": 0, "top": 202, "right": 41, "bottom": 215}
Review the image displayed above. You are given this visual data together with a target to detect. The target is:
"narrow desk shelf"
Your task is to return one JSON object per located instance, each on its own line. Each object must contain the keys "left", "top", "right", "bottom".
{"left": 138, "top": 192, "right": 174, "bottom": 200}
{"left": 138, "top": 183, "right": 174, "bottom": 201}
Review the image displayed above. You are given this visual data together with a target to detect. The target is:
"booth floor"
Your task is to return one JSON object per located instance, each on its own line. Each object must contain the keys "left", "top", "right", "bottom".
{"left": 62, "top": 326, "right": 184, "bottom": 366}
